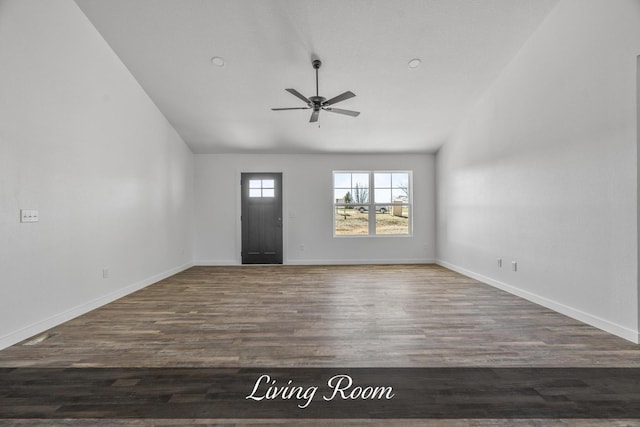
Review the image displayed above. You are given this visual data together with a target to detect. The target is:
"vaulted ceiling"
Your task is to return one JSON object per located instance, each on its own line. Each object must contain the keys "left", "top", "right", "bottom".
{"left": 75, "top": 0, "right": 558, "bottom": 154}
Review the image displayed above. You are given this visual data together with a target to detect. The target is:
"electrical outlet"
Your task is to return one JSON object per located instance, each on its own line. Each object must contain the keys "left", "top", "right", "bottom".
{"left": 512, "top": 261, "right": 518, "bottom": 272}
{"left": 299, "top": 244, "right": 305, "bottom": 252}
{"left": 497, "top": 258, "right": 502, "bottom": 268}
{"left": 103, "top": 268, "right": 109, "bottom": 279}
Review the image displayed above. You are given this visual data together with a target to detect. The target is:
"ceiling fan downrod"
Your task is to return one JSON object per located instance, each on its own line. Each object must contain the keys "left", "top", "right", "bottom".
{"left": 313, "top": 59, "right": 321, "bottom": 97}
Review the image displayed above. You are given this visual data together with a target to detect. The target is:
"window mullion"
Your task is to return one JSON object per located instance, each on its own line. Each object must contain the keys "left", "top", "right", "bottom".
{"left": 369, "top": 171, "right": 375, "bottom": 235}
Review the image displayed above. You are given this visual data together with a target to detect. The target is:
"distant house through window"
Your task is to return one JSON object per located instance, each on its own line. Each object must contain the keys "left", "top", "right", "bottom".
{"left": 333, "top": 171, "right": 412, "bottom": 236}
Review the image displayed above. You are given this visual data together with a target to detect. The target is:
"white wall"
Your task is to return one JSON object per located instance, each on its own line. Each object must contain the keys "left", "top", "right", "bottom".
{"left": 0, "top": 0, "right": 194, "bottom": 349}
{"left": 195, "top": 154, "right": 435, "bottom": 265}
{"left": 436, "top": 0, "right": 640, "bottom": 342}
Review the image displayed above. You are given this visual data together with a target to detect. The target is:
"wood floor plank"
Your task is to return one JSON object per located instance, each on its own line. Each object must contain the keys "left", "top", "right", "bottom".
{"left": 0, "top": 264, "right": 638, "bottom": 368}
{"left": 2, "top": 265, "right": 640, "bottom": 425}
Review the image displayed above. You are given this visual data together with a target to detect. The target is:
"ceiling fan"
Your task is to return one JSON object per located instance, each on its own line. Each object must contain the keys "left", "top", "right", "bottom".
{"left": 272, "top": 59, "right": 360, "bottom": 123}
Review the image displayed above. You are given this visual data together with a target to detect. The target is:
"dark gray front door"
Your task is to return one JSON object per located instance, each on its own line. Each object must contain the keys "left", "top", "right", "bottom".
{"left": 241, "top": 173, "right": 283, "bottom": 264}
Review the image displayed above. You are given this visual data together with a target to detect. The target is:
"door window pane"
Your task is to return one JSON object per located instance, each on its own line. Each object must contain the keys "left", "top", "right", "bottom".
{"left": 248, "top": 179, "right": 276, "bottom": 198}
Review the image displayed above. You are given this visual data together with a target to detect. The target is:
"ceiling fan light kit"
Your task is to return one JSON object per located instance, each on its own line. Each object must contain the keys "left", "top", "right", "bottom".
{"left": 272, "top": 59, "right": 360, "bottom": 123}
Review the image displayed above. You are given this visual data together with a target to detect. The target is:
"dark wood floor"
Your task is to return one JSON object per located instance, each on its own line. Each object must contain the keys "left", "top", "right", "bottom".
{"left": 1, "top": 265, "right": 638, "bottom": 368}
{"left": 2, "top": 264, "right": 640, "bottom": 426}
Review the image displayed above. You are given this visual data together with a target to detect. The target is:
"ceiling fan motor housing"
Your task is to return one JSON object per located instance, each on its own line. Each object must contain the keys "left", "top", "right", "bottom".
{"left": 309, "top": 96, "right": 326, "bottom": 108}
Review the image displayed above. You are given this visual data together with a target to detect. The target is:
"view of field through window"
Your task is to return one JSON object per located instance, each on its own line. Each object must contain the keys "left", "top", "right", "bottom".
{"left": 333, "top": 171, "right": 411, "bottom": 236}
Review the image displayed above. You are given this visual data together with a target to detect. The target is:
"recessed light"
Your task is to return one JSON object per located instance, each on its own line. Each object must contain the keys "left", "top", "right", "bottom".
{"left": 408, "top": 58, "right": 421, "bottom": 69}
{"left": 211, "top": 56, "right": 225, "bottom": 67}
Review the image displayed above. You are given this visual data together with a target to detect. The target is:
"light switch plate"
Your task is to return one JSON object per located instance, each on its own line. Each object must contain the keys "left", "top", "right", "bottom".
{"left": 20, "top": 209, "right": 39, "bottom": 223}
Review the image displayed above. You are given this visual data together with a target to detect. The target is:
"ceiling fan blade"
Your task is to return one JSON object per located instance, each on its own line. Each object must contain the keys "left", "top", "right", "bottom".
{"left": 285, "top": 88, "right": 311, "bottom": 105}
{"left": 323, "top": 91, "right": 355, "bottom": 106}
{"left": 272, "top": 107, "right": 310, "bottom": 111}
{"left": 324, "top": 107, "right": 360, "bottom": 117}
{"left": 310, "top": 109, "right": 320, "bottom": 123}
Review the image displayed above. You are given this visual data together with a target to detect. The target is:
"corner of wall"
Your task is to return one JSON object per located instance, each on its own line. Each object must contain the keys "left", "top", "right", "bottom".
{"left": 637, "top": 54, "right": 640, "bottom": 338}
{"left": 437, "top": 260, "right": 639, "bottom": 344}
{"left": 0, "top": 263, "right": 193, "bottom": 351}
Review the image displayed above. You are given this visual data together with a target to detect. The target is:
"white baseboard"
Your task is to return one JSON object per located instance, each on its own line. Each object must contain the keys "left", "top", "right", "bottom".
{"left": 194, "top": 260, "right": 239, "bottom": 266}
{"left": 286, "top": 258, "right": 435, "bottom": 265}
{"left": 194, "top": 259, "right": 435, "bottom": 266}
{"left": 437, "top": 260, "right": 639, "bottom": 344}
{"left": 0, "top": 262, "right": 194, "bottom": 351}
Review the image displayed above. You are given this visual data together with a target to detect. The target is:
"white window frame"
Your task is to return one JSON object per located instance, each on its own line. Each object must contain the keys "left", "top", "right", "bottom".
{"left": 333, "top": 170, "right": 413, "bottom": 237}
